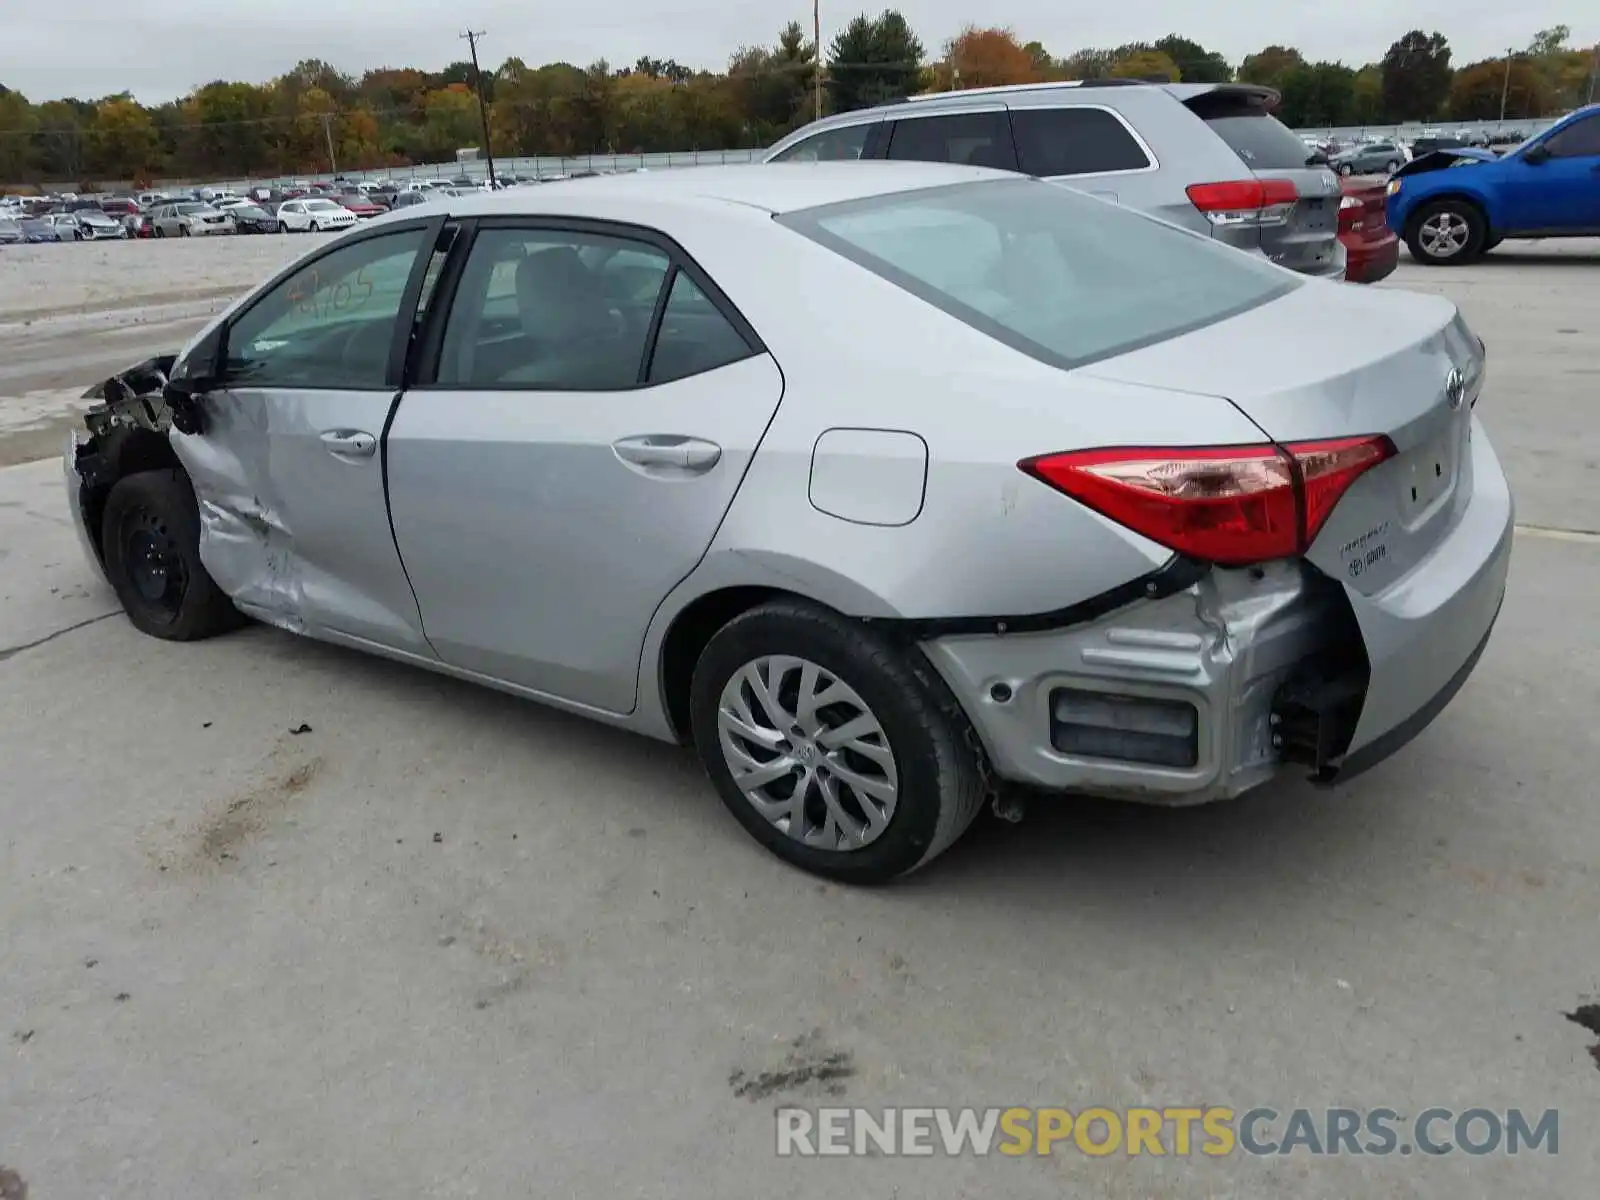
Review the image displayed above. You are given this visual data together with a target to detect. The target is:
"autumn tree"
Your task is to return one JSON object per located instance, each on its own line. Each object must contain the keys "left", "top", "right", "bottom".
{"left": 936, "top": 27, "right": 1040, "bottom": 90}
{"left": 1154, "top": 35, "right": 1231, "bottom": 82}
{"left": 1059, "top": 48, "right": 1116, "bottom": 80}
{"left": 1238, "top": 46, "right": 1305, "bottom": 89}
{"left": 1449, "top": 59, "right": 1552, "bottom": 120}
{"left": 729, "top": 21, "right": 816, "bottom": 140}
{"left": 826, "top": 10, "right": 924, "bottom": 111}
{"left": 88, "top": 96, "right": 159, "bottom": 178}
{"left": 1380, "top": 30, "right": 1452, "bottom": 121}
{"left": 1110, "top": 49, "right": 1180, "bottom": 82}
{"left": 0, "top": 85, "right": 38, "bottom": 182}
{"left": 1276, "top": 63, "right": 1358, "bottom": 127}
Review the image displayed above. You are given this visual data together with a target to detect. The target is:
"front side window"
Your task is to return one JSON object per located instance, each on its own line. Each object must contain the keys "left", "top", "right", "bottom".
{"left": 435, "top": 228, "right": 670, "bottom": 389}
{"left": 1010, "top": 107, "right": 1152, "bottom": 177}
{"left": 886, "top": 112, "right": 1018, "bottom": 171}
{"left": 1543, "top": 115, "right": 1600, "bottom": 159}
{"left": 778, "top": 177, "right": 1296, "bottom": 371}
{"left": 222, "top": 228, "right": 430, "bottom": 389}
{"left": 770, "top": 122, "right": 873, "bottom": 163}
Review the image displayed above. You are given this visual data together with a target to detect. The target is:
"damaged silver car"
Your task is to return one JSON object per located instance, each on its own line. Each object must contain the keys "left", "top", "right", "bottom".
{"left": 66, "top": 165, "right": 1513, "bottom": 883}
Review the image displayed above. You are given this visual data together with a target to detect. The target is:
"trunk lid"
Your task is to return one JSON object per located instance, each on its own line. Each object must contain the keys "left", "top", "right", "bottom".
{"left": 1183, "top": 86, "right": 1343, "bottom": 276}
{"left": 1081, "top": 282, "right": 1485, "bottom": 592}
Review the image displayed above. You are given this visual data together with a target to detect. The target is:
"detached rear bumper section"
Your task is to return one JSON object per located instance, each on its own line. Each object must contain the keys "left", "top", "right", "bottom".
{"left": 921, "top": 538, "right": 1504, "bottom": 806}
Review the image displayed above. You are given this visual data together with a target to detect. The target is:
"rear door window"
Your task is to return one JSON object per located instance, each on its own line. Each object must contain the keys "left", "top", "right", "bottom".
{"left": 770, "top": 123, "right": 874, "bottom": 163}
{"left": 1010, "top": 107, "right": 1152, "bottom": 176}
{"left": 1185, "top": 94, "right": 1315, "bottom": 170}
{"left": 885, "top": 111, "right": 1018, "bottom": 171}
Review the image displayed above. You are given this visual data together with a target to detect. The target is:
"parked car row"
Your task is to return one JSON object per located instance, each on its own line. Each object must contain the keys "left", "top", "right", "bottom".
{"left": 1, "top": 168, "right": 648, "bottom": 248}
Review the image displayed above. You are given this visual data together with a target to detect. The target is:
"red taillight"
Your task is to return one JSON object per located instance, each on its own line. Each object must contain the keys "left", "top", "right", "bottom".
{"left": 1019, "top": 436, "right": 1394, "bottom": 566}
{"left": 1186, "top": 179, "right": 1298, "bottom": 227}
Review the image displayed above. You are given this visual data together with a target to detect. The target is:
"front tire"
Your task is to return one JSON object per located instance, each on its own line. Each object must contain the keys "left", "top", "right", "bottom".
{"left": 101, "top": 469, "right": 245, "bottom": 641}
{"left": 309, "top": 221, "right": 320, "bottom": 233}
{"left": 1385, "top": 159, "right": 1401, "bottom": 173}
{"left": 689, "top": 600, "right": 987, "bottom": 884}
{"left": 179, "top": 224, "right": 191, "bottom": 237}
{"left": 1406, "top": 199, "right": 1486, "bottom": 266}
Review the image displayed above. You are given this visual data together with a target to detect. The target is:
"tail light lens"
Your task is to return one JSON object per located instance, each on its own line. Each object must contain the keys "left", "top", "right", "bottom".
{"left": 1019, "top": 436, "right": 1395, "bottom": 566}
{"left": 1338, "top": 194, "right": 1364, "bottom": 232}
{"left": 1186, "top": 179, "right": 1298, "bottom": 227}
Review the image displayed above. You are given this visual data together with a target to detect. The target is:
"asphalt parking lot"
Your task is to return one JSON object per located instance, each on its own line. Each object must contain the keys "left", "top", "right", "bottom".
{"left": 2, "top": 236, "right": 1598, "bottom": 1198}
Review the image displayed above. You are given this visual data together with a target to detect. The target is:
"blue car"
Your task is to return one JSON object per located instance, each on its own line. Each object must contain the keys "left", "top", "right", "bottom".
{"left": 1386, "top": 103, "right": 1600, "bottom": 265}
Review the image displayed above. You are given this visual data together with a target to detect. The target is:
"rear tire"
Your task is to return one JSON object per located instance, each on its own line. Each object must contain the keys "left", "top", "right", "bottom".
{"left": 689, "top": 599, "right": 987, "bottom": 884}
{"left": 1405, "top": 199, "right": 1486, "bottom": 266}
{"left": 1338, "top": 162, "right": 1354, "bottom": 176}
{"left": 101, "top": 469, "right": 245, "bottom": 641}
{"left": 1385, "top": 159, "right": 1401, "bottom": 173}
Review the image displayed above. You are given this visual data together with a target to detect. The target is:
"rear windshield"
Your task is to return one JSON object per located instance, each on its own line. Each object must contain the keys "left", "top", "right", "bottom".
{"left": 778, "top": 178, "right": 1296, "bottom": 371}
{"left": 1186, "top": 95, "right": 1317, "bottom": 170}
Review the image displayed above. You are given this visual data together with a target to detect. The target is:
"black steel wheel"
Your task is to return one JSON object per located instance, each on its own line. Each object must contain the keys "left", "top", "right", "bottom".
{"left": 101, "top": 469, "right": 245, "bottom": 641}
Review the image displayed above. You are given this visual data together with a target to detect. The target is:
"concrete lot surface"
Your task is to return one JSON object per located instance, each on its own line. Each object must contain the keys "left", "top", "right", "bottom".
{"left": 2, "top": 235, "right": 1599, "bottom": 1198}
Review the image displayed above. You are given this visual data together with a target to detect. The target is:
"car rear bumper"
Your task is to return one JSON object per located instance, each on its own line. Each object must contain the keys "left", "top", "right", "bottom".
{"left": 1342, "top": 230, "right": 1399, "bottom": 283}
{"left": 921, "top": 559, "right": 1352, "bottom": 805}
{"left": 921, "top": 420, "right": 1511, "bottom": 805}
{"left": 1326, "top": 417, "right": 1513, "bottom": 762}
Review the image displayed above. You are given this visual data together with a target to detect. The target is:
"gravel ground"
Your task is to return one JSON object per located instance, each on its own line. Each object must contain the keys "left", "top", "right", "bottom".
{"left": 1, "top": 232, "right": 1598, "bottom": 1199}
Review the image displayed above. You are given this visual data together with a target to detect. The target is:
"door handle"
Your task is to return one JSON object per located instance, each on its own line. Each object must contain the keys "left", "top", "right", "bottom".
{"left": 320, "top": 429, "right": 377, "bottom": 459}
{"left": 612, "top": 435, "right": 722, "bottom": 474}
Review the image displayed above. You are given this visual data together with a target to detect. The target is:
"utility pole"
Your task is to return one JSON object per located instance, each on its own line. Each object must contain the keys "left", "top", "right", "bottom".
{"left": 1499, "top": 49, "right": 1514, "bottom": 122}
{"left": 813, "top": 1, "right": 822, "bottom": 121}
{"left": 460, "top": 29, "right": 498, "bottom": 188}
{"left": 320, "top": 112, "right": 337, "bottom": 175}
{"left": 1588, "top": 43, "right": 1598, "bottom": 105}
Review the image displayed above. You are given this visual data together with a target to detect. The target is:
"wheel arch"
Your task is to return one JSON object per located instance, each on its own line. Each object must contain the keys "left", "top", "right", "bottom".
{"left": 80, "top": 426, "right": 187, "bottom": 565}
{"left": 1403, "top": 189, "right": 1492, "bottom": 237}
{"left": 648, "top": 551, "right": 909, "bottom": 743}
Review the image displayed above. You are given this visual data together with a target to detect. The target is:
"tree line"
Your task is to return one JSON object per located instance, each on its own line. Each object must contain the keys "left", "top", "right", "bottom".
{"left": 1, "top": 17, "right": 1595, "bottom": 187}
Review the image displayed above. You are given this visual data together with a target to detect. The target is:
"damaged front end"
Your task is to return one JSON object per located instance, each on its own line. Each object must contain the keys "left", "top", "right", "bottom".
{"left": 68, "top": 352, "right": 309, "bottom": 634}
{"left": 67, "top": 354, "right": 196, "bottom": 575}
{"left": 1391, "top": 147, "right": 1500, "bottom": 179}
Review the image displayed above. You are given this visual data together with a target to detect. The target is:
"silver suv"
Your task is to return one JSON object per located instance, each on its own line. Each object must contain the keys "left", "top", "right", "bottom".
{"left": 763, "top": 81, "right": 1345, "bottom": 278}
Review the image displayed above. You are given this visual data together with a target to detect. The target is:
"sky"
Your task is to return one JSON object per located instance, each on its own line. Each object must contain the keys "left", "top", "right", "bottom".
{"left": 2, "top": 1, "right": 1596, "bottom": 104}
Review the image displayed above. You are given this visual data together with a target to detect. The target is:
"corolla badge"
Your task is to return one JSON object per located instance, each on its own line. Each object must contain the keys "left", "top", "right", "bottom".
{"left": 1445, "top": 367, "right": 1466, "bottom": 410}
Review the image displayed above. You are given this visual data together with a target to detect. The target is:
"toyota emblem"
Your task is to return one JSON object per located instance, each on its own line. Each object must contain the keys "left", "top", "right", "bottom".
{"left": 1445, "top": 368, "right": 1466, "bottom": 410}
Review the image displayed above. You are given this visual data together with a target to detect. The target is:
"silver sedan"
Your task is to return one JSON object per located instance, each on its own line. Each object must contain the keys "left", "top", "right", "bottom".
{"left": 65, "top": 163, "right": 1512, "bottom": 882}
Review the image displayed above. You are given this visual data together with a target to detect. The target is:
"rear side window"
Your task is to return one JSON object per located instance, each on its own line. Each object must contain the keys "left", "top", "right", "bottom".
{"left": 886, "top": 112, "right": 1018, "bottom": 171}
{"left": 778, "top": 177, "right": 1295, "bottom": 372}
{"left": 1010, "top": 107, "right": 1152, "bottom": 176}
{"left": 1186, "top": 94, "right": 1314, "bottom": 170}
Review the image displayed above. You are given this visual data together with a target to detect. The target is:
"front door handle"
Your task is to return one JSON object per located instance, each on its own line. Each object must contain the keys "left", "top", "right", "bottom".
{"left": 320, "top": 429, "right": 377, "bottom": 459}
{"left": 612, "top": 435, "right": 722, "bottom": 474}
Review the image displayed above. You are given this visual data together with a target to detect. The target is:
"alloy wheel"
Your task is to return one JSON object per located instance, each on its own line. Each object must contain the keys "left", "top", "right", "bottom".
{"left": 716, "top": 655, "right": 899, "bottom": 851}
{"left": 1419, "top": 211, "right": 1471, "bottom": 258}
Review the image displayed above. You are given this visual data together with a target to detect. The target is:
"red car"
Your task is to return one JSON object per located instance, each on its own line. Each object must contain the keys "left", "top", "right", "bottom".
{"left": 1339, "top": 177, "right": 1399, "bottom": 284}
{"left": 334, "top": 191, "right": 386, "bottom": 219}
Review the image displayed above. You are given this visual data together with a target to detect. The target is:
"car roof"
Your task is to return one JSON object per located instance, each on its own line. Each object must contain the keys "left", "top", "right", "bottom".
{"left": 427, "top": 161, "right": 1015, "bottom": 219}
